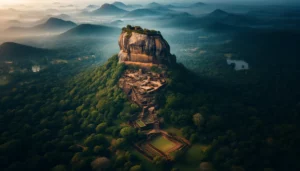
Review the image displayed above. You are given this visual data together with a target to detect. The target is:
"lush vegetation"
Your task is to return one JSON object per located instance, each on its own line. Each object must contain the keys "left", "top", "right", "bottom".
{"left": 122, "top": 25, "right": 161, "bottom": 38}
{"left": 1, "top": 2, "right": 300, "bottom": 171}
{"left": 0, "top": 55, "right": 143, "bottom": 171}
{"left": 155, "top": 30, "right": 300, "bottom": 171}
{"left": 1, "top": 29, "right": 300, "bottom": 171}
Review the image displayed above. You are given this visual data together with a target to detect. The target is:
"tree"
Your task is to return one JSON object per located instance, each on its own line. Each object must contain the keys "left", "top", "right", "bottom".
{"left": 206, "top": 115, "right": 222, "bottom": 131}
{"left": 96, "top": 123, "right": 107, "bottom": 133}
{"left": 93, "top": 145, "right": 104, "bottom": 154}
{"left": 120, "top": 127, "right": 136, "bottom": 141}
{"left": 124, "top": 161, "right": 133, "bottom": 171}
{"left": 153, "top": 156, "right": 166, "bottom": 166}
{"left": 126, "top": 25, "right": 133, "bottom": 30}
{"left": 130, "top": 165, "right": 142, "bottom": 171}
{"left": 130, "top": 104, "right": 139, "bottom": 113}
{"left": 190, "top": 133, "right": 199, "bottom": 143}
{"left": 81, "top": 110, "right": 89, "bottom": 117}
{"left": 172, "top": 150, "right": 185, "bottom": 161}
{"left": 114, "top": 155, "right": 126, "bottom": 167}
{"left": 71, "top": 153, "right": 90, "bottom": 171}
{"left": 84, "top": 134, "right": 109, "bottom": 148}
{"left": 181, "top": 126, "right": 195, "bottom": 139}
{"left": 166, "top": 93, "right": 183, "bottom": 109}
{"left": 91, "top": 157, "right": 111, "bottom": 171}
{"left": 193, "top": 113, "right": 205, "bottom": 128}
{"left": 113, "top": 138, "right": 126, "bottom": 150}
{"left": 76, "top": 105, "right": 84, "bottom": 114}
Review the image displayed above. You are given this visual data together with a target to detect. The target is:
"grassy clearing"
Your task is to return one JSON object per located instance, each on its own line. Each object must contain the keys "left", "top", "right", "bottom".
{"left": 150, "top": 136, "right": 176, "bottom": 153}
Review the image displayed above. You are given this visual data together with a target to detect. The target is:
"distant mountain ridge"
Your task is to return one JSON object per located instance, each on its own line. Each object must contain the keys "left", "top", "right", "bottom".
{"left": 109, "top": 20, "right": 123, "bottom": 25}
{"left": 6, "top": 17, "right": 76, "bottom": 34}
{"left": 164, "top": 12, "right": 192, "bottom": 18}
{"left": 87, "top": 5, "right": 99, "bottom": 8}
{"left": 55, "top": 14, "right": 72, "bottom": 20}
{"left": 157, "top": 9, "right": 258, "bottom": 32}
{"left": 59, "top": 24, "right": 120, "bottom": 37}
{"left": 34, "top": 17, "right": 76, "bottom": 30}
{"left": 146, "top": 2, "right": 162, "bottom": 8}
{"left": 124, "top": 4, "right": 187, "bottom": 18}
{"left": 150, "top": 6, "right": 174, "bottom": 12}
{"left": 91, "top": 3, "right": 127, "bottom": 15}
{"left": 124, "top": 9, "right": 160, "bottom": 18}
{"left": 0, "top": 42, "right": 53, "bottom": 60}
{"left": 191, "top": 2, "right": 206, "bottom": 7}
{"left": 203, "top": 9, "right": 261, "bottom": 26}
{"left": 112, "top": 1, "right": 142, "bottom": 9}
{"left": 206, "top": 9, "right": 230, "bottom": 18}
{"left": 112, "top": 1, "right": 128, "bottom": 9}
{"left": 82, "top": 4, "right": 99, "bottom": 13}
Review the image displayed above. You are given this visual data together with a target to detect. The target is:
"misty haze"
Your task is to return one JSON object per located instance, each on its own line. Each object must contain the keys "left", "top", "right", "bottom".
{"left": 0, "top": 1, "right": 300, "bottom": 171}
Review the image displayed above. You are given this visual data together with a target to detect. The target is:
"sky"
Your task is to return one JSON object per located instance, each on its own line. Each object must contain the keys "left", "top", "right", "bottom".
{"left": 0, "top": 0, "right": 299, "bottom": 6}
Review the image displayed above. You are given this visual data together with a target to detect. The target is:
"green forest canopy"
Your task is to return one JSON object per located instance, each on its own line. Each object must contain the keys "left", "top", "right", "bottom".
{"left": 1, "top": 54, "right": 300, "bottom": 171}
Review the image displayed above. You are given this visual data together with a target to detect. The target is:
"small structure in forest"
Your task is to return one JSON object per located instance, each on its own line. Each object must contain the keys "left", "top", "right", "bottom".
{"left": 134, "top": 131, "right": 190, "bottom": 161}
{"left": 32, "top": 65, "right": 41, "bottom": 73}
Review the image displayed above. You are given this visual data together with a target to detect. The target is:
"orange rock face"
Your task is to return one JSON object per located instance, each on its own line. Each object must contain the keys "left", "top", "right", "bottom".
{"left": 118, "top": 31, "right": 176, "bottom": 66}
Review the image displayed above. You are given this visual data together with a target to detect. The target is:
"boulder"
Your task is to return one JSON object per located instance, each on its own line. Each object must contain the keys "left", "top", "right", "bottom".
{"left": 118, "top": 26, "right": 176, "bottom": 66}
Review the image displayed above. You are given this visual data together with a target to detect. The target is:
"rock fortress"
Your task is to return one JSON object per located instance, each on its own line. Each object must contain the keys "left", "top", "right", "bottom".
{"left": 117, "top": 25, "right": 190, "bottom": 161}
{"left": 118, "top": 25, "right": 176, "bottom": 67}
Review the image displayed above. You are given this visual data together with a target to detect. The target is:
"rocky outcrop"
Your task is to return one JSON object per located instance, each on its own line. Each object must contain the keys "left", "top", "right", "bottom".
{"left": 118, "top": 26, "right": 176, "bottom": 66}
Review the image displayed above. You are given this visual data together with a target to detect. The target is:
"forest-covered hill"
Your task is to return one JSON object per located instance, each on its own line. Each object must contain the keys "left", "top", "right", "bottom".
{"left": 1, "top": 54, "right": 300, "bottom": 171}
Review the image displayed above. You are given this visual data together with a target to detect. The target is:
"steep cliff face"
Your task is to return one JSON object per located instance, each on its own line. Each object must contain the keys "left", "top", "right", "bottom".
{"left": 118, "top": 26, "right": 176, "bottom": 66}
